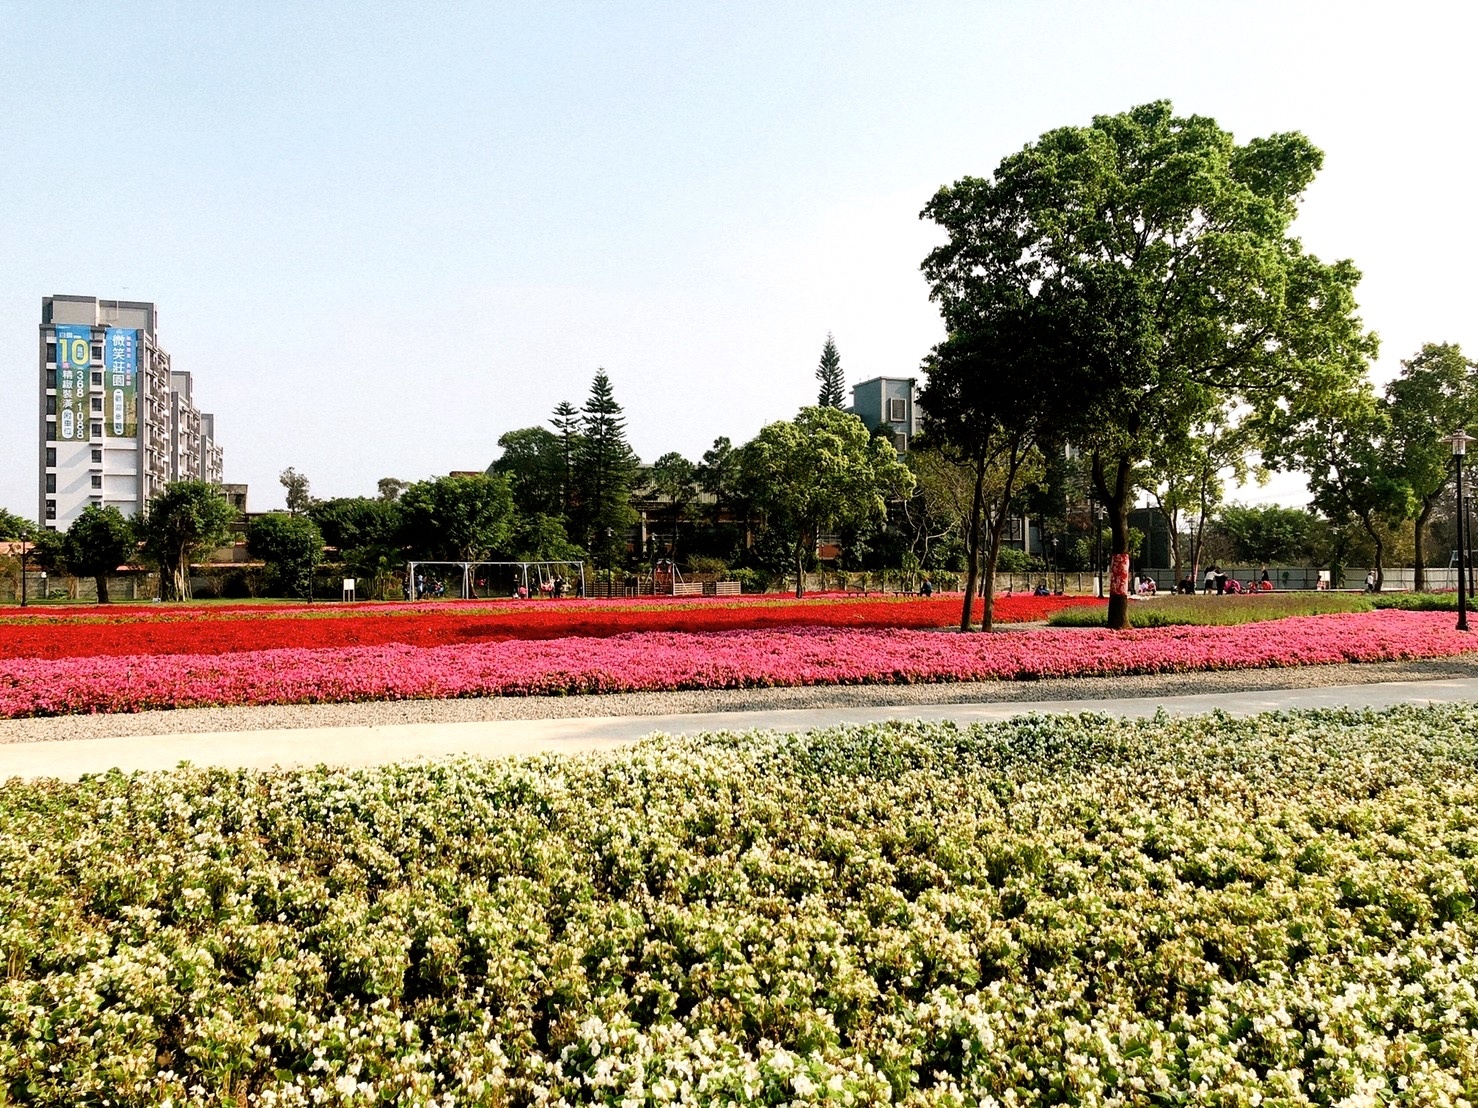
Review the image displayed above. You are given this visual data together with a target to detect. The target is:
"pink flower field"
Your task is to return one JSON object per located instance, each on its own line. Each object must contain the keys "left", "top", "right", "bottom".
{"left": 1, "top": 610, "right": 1474, "bottom": 718}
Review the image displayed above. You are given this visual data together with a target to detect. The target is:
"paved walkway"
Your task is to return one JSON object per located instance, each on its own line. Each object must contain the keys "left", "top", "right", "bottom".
{"left": 3, "top": 677, "right": 1476, "bottom": 781}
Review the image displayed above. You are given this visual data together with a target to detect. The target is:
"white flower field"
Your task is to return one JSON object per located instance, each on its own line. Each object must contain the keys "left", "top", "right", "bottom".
{"left": 3, "top": 706, "right": 1478, "bottom": 1104}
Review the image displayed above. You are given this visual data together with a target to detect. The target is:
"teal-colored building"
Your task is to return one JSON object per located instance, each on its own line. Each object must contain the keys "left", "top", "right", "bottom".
{"left": 848, "top": 376, "right": 919, "bottom": 451}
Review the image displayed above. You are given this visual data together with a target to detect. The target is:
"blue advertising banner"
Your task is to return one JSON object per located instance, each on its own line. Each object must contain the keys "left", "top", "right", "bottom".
{"left": 54, "top": 324, "right": 91, "bottom": 442}
{"left": 104, "top": 328, "right": 138, "bottom": 438}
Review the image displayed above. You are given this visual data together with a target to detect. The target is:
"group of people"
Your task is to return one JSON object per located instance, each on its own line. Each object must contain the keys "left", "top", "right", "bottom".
{"left": 514, "top": 574, "right": 576, "bottom": 599}
{"left": 1171, "top": 566, "right": 1274, "bottom": 595}
{"left": 413, "top": 574, "right": 445, "bottom": 599}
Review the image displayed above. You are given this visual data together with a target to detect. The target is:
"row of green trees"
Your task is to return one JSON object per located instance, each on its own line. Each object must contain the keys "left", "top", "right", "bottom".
{"left": 488, "top": 374, "right": 912, "bottom": 598}
{"left": 0, "top": 483, "right": 238, "bottom": 602}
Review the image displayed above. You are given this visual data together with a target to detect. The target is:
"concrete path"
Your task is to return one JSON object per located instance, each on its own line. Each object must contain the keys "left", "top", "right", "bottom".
{"left": 3, "top": 677, "right": 1476, "bottom": 781}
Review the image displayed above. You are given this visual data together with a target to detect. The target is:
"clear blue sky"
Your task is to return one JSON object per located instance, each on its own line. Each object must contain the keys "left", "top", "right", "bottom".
{"left": 2, "top": 2, "right": 1473, "bottom": 514}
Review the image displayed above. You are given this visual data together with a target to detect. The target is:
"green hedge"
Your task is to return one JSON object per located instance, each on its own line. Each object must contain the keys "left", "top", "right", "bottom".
{"left": 4, "top": 707, "right": 1478, "bottom": 1101}
{"left": 1049, "top": 592, "right": 1372, "bottom": 627}
{"left": 1372, "top": 591, "right": 1461, "bottom": 611}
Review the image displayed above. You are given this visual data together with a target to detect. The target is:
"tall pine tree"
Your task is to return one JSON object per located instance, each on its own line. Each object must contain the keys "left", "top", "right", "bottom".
{"left": 816, "top": 333, "right": 845, "bottom": 408}
{"left": 549, "top": 400, "right": 582, "bottom": 515}
{"left": 572, "top": 371, "right": 640, "bottom": 572}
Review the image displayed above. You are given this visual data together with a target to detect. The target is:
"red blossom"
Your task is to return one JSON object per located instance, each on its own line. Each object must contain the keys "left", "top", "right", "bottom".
{"left": 0, "top": 594, "right": 1091, "bottom": 660}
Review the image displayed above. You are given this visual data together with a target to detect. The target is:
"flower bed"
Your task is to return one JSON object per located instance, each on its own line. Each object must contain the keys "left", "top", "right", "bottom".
{"left": 3, "top": 707, "right": 1477, "bottom": 1101}
{"left": 0, "top": 594, "right": 1093, "bottom": 660}
{"left": 2, "top": 610, "right": 1473, "bottom": 718}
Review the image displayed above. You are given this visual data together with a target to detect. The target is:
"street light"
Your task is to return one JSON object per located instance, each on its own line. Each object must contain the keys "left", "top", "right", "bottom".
{"left": 18, "top": 534, "right": 30, "bottom": 608}
{"left": 1447, "top": 429, "right": 1475, "bottom": 632}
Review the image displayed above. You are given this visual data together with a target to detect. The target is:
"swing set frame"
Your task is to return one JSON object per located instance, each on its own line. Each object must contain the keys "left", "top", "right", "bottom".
{"left": 405, "top": 560, "right": 586, "bottom": 600}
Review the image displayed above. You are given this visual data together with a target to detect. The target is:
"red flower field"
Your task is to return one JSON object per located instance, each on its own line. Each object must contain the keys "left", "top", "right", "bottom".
{"left": 0, "top": 610, "right": 1473, "bottom": 718}
{"left": 0, "top": 593, "right": 1092, "bottom": 660}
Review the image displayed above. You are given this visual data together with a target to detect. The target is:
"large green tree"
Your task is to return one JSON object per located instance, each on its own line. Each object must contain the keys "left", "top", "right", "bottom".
{"left": 137, "top": 481, "right": 239, "bottom": 600}
{"left": 310, "top": 496, "right": 404, "bottom": 600}
{"left": 62, "top": 505, "right": 135, "bottom": 603}
{"left": 489, "top": 427, "right": 566, "bottom": 518}
{"left": 697, "top": 437, "right": 740, "bottom": 527}
{"left": 1383, "top": 342, "right": 1478, "bottom": 588}
{"left": 572, "top": 371, "right": 640, "bottom": 571}
{"left": 1137, "top": 413, "right": 1253, "bottom": 584}
{"left": 1282, "top": 396, "right": 1413, "bottom": 590}
{"left": 309, "top": 497, "right": 401, "bottom": 555}
{"left": 279, "top": 467, "right": 314, "bottom": 516}
{"left": 247, "top": 513, "right": 324, "bottom": 598}
{"left": 815, "top": 334, "right": 845, "bottom": 408}
{"left": 649, "top": 451, "right": 697, "bottom": 556}
{"left": 1215, "top": 504, "right": 1316, "bottom": 567}
{"left": 0, "top": 509, "right": 34, "bottom": 541}
{"left": 740, "top": 406, "right": 913, "bottom": 598}
{"left": 397, "top": 474, "right": 516, "bottom": 563}
{"left": 919, "top": 308, "right": 1056, "bottom": 630}
{"left": 921, "top": 101, "right": 1375, "bottom": 629}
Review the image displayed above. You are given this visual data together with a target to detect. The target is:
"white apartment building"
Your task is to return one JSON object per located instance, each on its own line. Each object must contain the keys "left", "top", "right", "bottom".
{"left": 38, "top": 295, "right": 225, "bottom": 530}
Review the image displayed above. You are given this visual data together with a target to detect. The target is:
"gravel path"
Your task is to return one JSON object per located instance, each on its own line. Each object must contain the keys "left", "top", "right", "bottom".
{"left": 5, "top": 654, "right": 1477, "bottom": 745}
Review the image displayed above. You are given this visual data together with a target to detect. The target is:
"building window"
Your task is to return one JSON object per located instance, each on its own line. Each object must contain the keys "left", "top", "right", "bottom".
{"left": 91, "top": 396, "right": 103, "bottom": 412}
{"left": 45, "top": 474, "right": 56, "bottom": 493}
{"left": 45, "top": 369, "right": 56, "bottom": 389}
{"left": 45, "top": 501, "right": 55, "bottom": 520}
{"left": 45, "top": 395, "right": 55, "bottom": 415}
{"left": 91, "top": 421, "right": 102, "bottom": 439}
{"left": 91, "top": 448, "right": 102, "bottom": 463}
{"left": 91, "top": 475, "right": 102, "bottom": 489}
{"left": 890, "top": 431, "right": 908, "bottom": 451}
{"left": 46, "top": 420, "right": 56, "bottom": 441}
{"left": 45, "top": 343, "right": 56, "bottom": 364}
{"left": 91, "top": 344, "right": 103, "bottom": 362}
{"left": 91, "top": 371, "right": 102, "bottom": 387}
{"left": 888, "top": 397, "right": 907, "bottom": 423}
{"left": 46, "top": 448, "right": 56, "bottom": 467}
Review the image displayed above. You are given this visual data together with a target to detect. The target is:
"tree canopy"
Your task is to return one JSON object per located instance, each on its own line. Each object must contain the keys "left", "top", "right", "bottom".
{"left": 279, "top": 467, "right": 314, "bottom": 516}
{"left": 921, "top": 100, "right": 1375, "bottom": 627}
{"left": 1215, "top": 504, "right": 1316, "bottom": 567}
{"left": 247, "top": 513, "right": 324, "bottom": 598}
{"left": 490, "top": 426, "right": 566, "bottom": 518}
{"left": 1382, "top": 342, "right": 1478, "bottom": 586}
{"left": 137, "top": 482, "right": 239, "bottom": 600}
{"left": 740, "top": 406, "right": 912, "bottom": 597}
{"left": 0, "top": 509, "right": 34, "bottom": 541}
{"left": 397, "top": 474, "right": 516, "bottom": 563}
{"left": 61, "top": 505, "right": 135, "bottom": 603}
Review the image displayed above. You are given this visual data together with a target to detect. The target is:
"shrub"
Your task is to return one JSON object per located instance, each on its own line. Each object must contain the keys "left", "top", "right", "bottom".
{"left": 4, "top": 707, "right": 1478, "bottom": 1100}
{"left": 1372, "top": 591, "right": 1460, "bottom": 611}
{"left": 1048, "top": 592, "right": 1372, "bottom": 627}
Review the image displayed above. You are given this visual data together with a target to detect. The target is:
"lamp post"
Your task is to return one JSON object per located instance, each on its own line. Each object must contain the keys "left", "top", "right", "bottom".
{"left": 18, "top": 535, "right": 30, "bottom": 607}
{"left": 1447, "top": 429, "right": 1475, "bottom": 632}
{"left": 1460, "top": 472, "right": 1472, "bottom": 599}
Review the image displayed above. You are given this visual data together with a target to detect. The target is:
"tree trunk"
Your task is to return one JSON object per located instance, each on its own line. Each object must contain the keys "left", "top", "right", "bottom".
{"left": 170, "top": 555, "right": 191, "bottom": 602}
{"left": 95, "top": 574, "right": 110, "bottom": 604}
{"left": 958, "top": 456, "right": 986, "bottom": 632}
{"left": 1413, "top": 499, "right": 1434, "bottom": 592}
{"left": 794, "top": 535, "right": 806, "bottom": 599}
{"left": 1095, "top": 455, "right": 1134, "bottom": 630}
{"left": 979, "top": 446, "right": 1026, "bottom": 633}
{"left": 980, "top": 506, "right": 1008, "bottom": 632}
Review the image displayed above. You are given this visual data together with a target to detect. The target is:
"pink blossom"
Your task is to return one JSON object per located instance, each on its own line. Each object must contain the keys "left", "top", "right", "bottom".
{"left": 0, "top": 611, "right": 1472, "bottom": 718}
